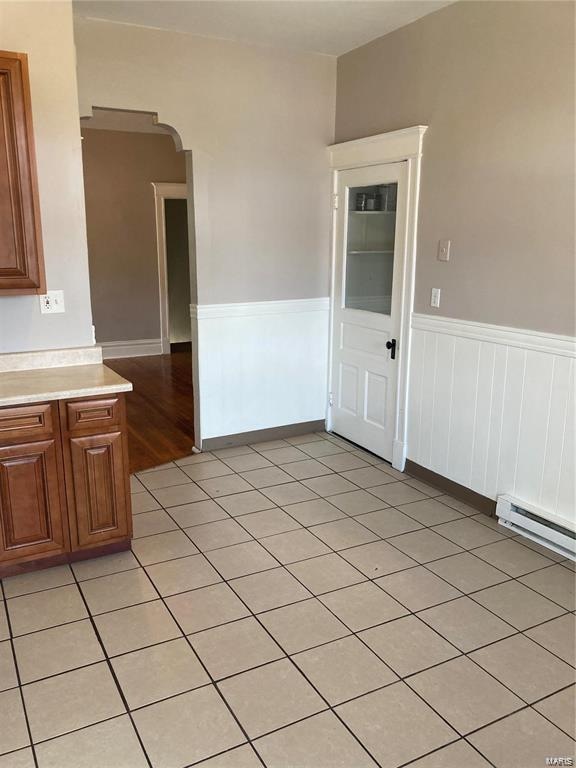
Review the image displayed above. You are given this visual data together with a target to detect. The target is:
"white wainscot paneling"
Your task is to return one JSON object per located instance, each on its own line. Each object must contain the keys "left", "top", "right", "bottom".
{"left": 194, "top": 299, "right": 329, "bottom": 440}
{"left": 409, "top": 314, "right": 576, "bottom": 527}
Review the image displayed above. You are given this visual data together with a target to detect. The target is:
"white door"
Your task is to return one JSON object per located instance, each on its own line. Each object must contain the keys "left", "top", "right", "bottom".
{"left": 329, "top": 162, "right": 408, "bottom": 461}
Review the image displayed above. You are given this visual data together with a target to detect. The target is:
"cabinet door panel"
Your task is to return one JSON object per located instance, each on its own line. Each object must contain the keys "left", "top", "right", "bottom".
{"left": 0, "top": 51, "right": 45, "bottom": 293}
{"left": 0, "top": 440, "right": 66, "bottom": 561}
{"left": 68, "top": 432, "right": 130, "bottom": 548}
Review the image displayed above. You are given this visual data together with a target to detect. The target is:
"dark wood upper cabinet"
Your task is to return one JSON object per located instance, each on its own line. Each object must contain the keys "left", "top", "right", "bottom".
{"left": 0, "top": 50, "right": 45, "bottom": 294}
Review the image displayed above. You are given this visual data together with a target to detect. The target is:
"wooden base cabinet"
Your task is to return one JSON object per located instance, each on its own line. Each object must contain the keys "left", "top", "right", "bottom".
{"left": 0, "top": 435, "right": 69, "bottom": 565}
{"left": 0, "top": 394, "right": 132, "bottom": 577}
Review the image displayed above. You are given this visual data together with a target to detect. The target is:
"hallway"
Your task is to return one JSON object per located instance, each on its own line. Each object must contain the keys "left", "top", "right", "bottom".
{"left": 106, "top": 348, "right": 194, "bottom": 473}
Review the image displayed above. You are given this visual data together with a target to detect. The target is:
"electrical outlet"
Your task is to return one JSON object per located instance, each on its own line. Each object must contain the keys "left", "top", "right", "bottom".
{"left": 39, "top": 290, "right": 65, "bottom": 314}
{"left": 438, "top": 239, "right": 451, "bottom": 262}
{"left": 431, "top": 288, "right": 441, "bottom": 308}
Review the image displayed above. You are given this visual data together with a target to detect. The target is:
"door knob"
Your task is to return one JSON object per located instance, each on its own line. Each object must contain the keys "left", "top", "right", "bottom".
{"left": 386, "top": 338, "right": 397, "bottom": 360}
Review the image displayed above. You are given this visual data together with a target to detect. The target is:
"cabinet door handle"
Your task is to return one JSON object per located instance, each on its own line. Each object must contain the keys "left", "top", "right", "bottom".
{"left": 386, "top": 338, "right": 397, "bottom": 360}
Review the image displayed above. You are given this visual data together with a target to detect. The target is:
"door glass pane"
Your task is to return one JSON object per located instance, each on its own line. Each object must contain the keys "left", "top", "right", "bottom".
{"left": 344, "top": 182, "right": 397, "bottom": 315}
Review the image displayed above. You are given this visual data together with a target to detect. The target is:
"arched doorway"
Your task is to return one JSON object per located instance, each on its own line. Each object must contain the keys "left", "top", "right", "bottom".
{"left": 80, "top": 107, "right": 199, "bottom": 472}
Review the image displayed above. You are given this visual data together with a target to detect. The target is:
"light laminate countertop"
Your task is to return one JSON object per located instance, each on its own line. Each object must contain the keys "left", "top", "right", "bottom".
{"left": 0, "top": 364, "right": 132, "bottom": 407}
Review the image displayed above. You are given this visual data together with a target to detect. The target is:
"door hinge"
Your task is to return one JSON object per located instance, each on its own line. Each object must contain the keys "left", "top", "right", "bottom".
{"left": 329, "top": 392, "right": 334, "bottom": 407}
{"left": 332, "top": 193, "right": 339, "bottom": 210}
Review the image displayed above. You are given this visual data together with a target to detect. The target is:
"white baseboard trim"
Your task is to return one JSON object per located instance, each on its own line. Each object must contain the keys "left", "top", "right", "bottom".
{"left": 412, "top": 313, "right": 576, "bottom": 358}
{"left": 100, "top": 339, "right": 163, "bottom": 359}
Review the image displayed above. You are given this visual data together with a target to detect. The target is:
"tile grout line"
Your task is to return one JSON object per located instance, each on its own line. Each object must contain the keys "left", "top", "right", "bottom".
{"left": 1, "top": 435, "right": 574, "bottom": 766}
{"left": 72, "top": 551, "right": 265, "bottom": 767}
{"left": 68, "top": 566, "right": 155, "bottom": 768}
{"left": 4, "top": 525, "right": 573, "bottom": 666}
{"left": 4, "top": 547, "right": 573, "bottom": 674}
{"left": 192, "top": 499, "right": 539, "bottom": 764}
{"left": 133, "top": 448, "right": 569, "bottom": 578}
{"left": 194, "top": 465, "right": 576, "bottom": 750}
{"left": 124, "top": 500, "right": 387, "bottom": 766}
{"left": 152, "top": 539, "right": 387, "bottom": 768}
{"left": 124, "top": 546, "right": 272, "bottom": 768}
{"left": 0, "top": 579, "right": 40, "bottom": 768}
{"left": 3, "top": 504, "right": 565, "bottom": 600}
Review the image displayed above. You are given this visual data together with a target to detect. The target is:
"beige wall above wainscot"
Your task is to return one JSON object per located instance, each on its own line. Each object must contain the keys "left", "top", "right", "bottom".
{"left": 74, "top": 17, "right": 336, "bottom": 306}
{"left": 0, "top": 1, "right": 94, "bottom": 353}
{"left": 336, "top": 0, "right": 575, "bottom": 336}
{"left": 81, "top": 128, "right": 186, "bottom": 343}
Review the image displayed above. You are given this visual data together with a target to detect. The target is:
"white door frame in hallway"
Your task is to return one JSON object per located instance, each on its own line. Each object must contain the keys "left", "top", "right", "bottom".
{"left": 327, "top": 126, "right": 427, "bottom": 470}
{"left": 152, "top": 182, "right": 188, "bottom": 354}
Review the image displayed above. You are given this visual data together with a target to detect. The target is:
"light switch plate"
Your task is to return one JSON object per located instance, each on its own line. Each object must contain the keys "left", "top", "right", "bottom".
{"left": 438, "top": 239, "right": 451, "bottom": 262}
{"left": 431, "top": 288, "right": 441, "bottom": 308}
{"left": 39, "top": 290, "right": 65, "bottom": 314}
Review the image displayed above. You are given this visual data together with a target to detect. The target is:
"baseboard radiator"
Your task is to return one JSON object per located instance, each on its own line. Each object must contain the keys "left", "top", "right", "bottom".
{"left": 496, "top": 495, "right": 575, "bottom": 560}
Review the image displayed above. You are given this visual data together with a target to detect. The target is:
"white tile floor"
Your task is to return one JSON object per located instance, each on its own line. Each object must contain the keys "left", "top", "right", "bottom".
{"left": 0, "top": 431, "right": 574, "bottom": 768}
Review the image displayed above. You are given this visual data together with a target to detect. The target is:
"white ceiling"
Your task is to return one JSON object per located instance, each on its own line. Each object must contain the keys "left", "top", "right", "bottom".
{"left": 73, "top": 0, "right": 453, "bottom": 56}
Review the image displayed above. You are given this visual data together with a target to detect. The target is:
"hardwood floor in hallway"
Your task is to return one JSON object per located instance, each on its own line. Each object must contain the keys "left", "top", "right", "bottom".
{"left": 105, "top": 347, "right": 195, "bottom": 473}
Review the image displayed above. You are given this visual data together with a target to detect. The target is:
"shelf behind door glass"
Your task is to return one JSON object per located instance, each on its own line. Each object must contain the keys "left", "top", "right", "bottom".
{"left": 344, "top": 183, "right": 397, "bottom": 315}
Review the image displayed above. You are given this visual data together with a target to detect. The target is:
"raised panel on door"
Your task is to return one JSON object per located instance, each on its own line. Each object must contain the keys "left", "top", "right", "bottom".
{"left": 364, "top": 371, "right": 388, "bottom": 428}
{"left": 67, "top": 432, "right": 131, "bottom": 549}
{"left": 338, "top": 363, "right": 359, "bottom": 414}
{"left": 0, "top": 51, "right": 45, "bottom": 293}
{"left": 0, "top": 440, "right": 67, "bottom": 561}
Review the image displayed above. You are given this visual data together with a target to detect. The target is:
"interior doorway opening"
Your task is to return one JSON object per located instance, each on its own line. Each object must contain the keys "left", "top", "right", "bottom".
{"left": 152, "top": 183, "right": 191, "bottom": 355}
{"left": 80, "top": 107, "right": 197, "bottom": 472}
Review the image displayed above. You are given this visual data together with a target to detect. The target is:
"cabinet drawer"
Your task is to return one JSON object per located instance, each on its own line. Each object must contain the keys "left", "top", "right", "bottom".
{"left": 0, "top": 403, "right": 54, "bottom": 442}
{"left": 65, "top": 397, "right": 121, "bottom": 433}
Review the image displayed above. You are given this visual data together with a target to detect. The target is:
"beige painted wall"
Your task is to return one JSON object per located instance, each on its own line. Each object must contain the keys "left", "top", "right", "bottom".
{"left": 336, "top": 1, "right": 575, "bottom": 336}
{"left": 0, "top": 1, "right": 94, "bottom": 353}
{"left": 81, "top": 128, "right": 186, "bottom": 343}
{"left": 73, "top": 17, "right": 336, "bottom": 305}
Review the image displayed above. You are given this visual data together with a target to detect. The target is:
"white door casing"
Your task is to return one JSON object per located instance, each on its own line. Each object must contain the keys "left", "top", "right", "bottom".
{"left": 327, "top": 127, "right": 428, "bottom": 470}
{"left": 330, "top": 162, "right": 407, "bottom": 461}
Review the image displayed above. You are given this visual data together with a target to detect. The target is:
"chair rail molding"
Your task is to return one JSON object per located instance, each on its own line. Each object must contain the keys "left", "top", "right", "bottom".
{"left": 412, "top": 314, "right": 576, "bottom": 358}
{"left": 327, "top": 125, "right": 428, "bottom": 470}
{"left": 408, "top": 313, "right": 575, "bottom": 527}
{"left": 193, "top": 297, "right": 330, "bottom": 320}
